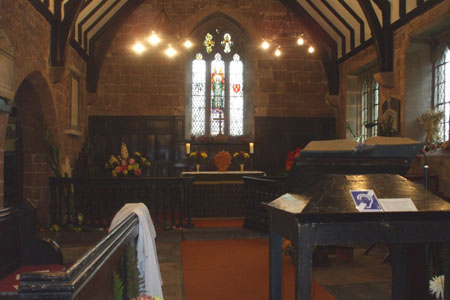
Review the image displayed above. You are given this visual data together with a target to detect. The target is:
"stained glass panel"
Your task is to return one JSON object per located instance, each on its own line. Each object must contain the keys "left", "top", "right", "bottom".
{"left": 211, "top": 53, "right": 225, "bottom": 135}
{"left": 192, "top": 53, "right": 206, "bottom": 136}
{"left": 203, "top": 33, "right": 215, "bottom": 54}
{"left": 229, "top": 54, "right": 243, "bottom": 136}
{"left": 221, "top": 33, "right": 233, "bottom": 54}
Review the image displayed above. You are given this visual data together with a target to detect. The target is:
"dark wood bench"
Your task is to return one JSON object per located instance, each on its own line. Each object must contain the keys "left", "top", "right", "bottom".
{"left": 0, "top": 203, "right": 64, "bottom": 299}
{"left": 18, "top": 211, "right": 140, "bottom": 299}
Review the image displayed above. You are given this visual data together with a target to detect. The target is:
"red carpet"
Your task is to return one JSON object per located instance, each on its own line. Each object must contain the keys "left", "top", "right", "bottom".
{"left": 192, "top": 218, "right": 244, "bottom": 228}
{"left": 181, "top": 239, "right": 336, "bottom": 300}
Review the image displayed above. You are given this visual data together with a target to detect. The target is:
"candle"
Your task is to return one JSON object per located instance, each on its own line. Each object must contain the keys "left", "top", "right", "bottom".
{"left": 249, "top": 142, "right": 254, "bottom": 154}
{"left": 186, "top": 143, "right": 191, "bottom": 154}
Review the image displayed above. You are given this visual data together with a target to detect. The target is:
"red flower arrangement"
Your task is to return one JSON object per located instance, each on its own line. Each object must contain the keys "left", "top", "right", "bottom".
{"left": 285, "top": 147, "right": 301, "bottom": 172}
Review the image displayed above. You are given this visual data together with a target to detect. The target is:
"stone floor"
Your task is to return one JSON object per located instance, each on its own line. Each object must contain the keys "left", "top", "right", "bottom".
{"left": 154, "top": 226, "right": 392, "bottom": 300}
{"left": 58, "top": 226, "right": 392, "bottom": 300}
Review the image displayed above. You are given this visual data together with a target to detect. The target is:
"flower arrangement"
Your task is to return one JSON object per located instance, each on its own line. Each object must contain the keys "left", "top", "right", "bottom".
{"left": 189, "top": 151, "right": 208, "bottom": 164}
{"left": 418, "top": 110, "right": 444, "bottom": 149}
{"left": 232, "top": 151, "right": 250, "bottom": 165}
{"left": 285, "top": 147, "right": 301, "bottom": 172}
{"left": 105, "top": 142, "right": 151, "bottom": 177}
{"left": 429, "top": 275, "right": 444, "bottom": 300}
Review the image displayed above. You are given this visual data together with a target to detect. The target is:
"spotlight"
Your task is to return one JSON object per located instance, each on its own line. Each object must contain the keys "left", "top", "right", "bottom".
{"left": 184, "top": 40, "right": 193, "bottom": 48}
{"left": 147, "top": 32, "right": 161, "bottom": 45}
{"left": 297, "top": 37, "right": 304, "bottom": 45}
{"left": 132, "top": 42, "right": 146, "bottom": 54}
{"left": 275, "top": 47, "right": 281, "bottom": 56}
{"left": 165, "top": 44, "right": 177, "bottom": 57}
{"left": 308, "top": 46, "right": 315, "bottom": 53}
{"left": 261, "top": 41, "right": 270, "bottom": 50}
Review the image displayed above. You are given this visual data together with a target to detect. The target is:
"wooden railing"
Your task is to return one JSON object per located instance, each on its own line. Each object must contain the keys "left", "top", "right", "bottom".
{"left": 19, "top": 213, "right": 140, "bottom": 300}
{"left": 242, "top": 176, "right": 286, "bottom": 232}
{"left": 49, "top": 177, "right": 194, "bottom": 229}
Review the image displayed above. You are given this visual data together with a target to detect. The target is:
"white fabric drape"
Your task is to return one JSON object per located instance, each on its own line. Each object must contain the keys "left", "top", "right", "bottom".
{"left": 109, "top": 203, "right": 163, "bottom": 298}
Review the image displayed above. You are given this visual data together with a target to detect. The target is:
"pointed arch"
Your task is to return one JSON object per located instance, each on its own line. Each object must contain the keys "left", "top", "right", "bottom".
{"left": 186, "top": 12, "right": 252, "bottom": 137}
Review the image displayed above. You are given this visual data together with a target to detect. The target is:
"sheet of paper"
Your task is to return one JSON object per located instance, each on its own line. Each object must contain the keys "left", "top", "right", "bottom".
{"left": 378, "top": 198, "right": 418, "bottom": 212}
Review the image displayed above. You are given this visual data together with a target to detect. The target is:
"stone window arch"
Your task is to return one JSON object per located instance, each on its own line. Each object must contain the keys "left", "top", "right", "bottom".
{"left": 186, "top": 13, "right": 251, "bottom": 137}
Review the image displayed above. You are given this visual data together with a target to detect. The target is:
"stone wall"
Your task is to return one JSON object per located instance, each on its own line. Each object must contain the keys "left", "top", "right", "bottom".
{"left": 339, "top": 0, "right": 450, "bottom": 196}
{"left": 91, "top": 0, "right": 334, "bottom": 128}
{"left": 0, "top": 0, "right": 86, "bottom": 224}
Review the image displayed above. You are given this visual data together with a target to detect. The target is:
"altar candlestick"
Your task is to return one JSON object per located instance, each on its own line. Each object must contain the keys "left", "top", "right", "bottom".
{"left": 186, "top": 143, "right": 191, "bottom": 154}
{"left": 249, "top": 142, "right": 254, "bottom": 154}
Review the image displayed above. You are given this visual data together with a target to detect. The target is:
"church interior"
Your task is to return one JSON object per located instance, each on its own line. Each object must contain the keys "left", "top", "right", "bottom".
{"left": 1, "top": 0, "right": 450, "bottom": 299}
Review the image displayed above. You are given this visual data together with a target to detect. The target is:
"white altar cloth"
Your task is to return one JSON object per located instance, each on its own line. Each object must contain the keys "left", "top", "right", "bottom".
{"left": 109, "top": 203, "right": 163, "bottom": 298}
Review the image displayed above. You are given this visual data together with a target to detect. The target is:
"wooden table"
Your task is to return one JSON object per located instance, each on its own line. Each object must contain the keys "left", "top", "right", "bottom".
{"left": 181, "top": 171, "right": 265, "bottom": 217}
{"left": 263, "top": 174, "right": 450, "bottom": 300}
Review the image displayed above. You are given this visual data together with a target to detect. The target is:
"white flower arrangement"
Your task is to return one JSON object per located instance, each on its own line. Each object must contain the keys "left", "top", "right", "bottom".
{"left": 429, "top": 275, "right": 445, "bottom": 300}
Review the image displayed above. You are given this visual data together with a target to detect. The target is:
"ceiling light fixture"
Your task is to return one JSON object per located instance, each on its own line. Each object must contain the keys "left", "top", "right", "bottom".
{"left": 132, "top": 42, "right": 146, "bottom": 54}
{"left": 261, "top": 12, "right": 316, "bottom": 56}
{"left": 130, "top": 0, "right": 192, "bottom": 57}
{"left": 165, "top": 44, "right": 177, "bottom": 57}
{"left": 275, "top": 47, "right": 281, "bottom": 57}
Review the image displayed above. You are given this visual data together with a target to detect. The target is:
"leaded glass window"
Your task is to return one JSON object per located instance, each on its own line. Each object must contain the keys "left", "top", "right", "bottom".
{"left": 434, "top": 47, "right": 450, "bottom": 142}
{"left": 360, "top": 74, "right": 379, "bottom": 141}
{"left": 190, "top": 29, "right": 244, "bottom": 137}
{"left": 192, "top": 53, "right": 206, "bottom": 136}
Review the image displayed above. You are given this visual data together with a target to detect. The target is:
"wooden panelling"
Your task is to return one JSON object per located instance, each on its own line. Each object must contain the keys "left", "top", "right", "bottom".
{"left": 89, "top": 116, "right": 185, "bottom": 176}
{"left": 254, "top": 117, "right": 336, "bottom": 175}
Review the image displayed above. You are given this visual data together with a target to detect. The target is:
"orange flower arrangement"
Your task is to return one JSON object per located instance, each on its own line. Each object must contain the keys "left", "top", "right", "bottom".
{"left": 214, "top": 151, "right": 232, "bottom": 172}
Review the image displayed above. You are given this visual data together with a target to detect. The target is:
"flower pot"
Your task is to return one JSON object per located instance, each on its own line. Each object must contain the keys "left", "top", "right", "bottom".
{"left": 240, "top": 164, "right": 244, "bottom": 172}
{"left": 196, "top": 164, "right": 200, "bottom": 172}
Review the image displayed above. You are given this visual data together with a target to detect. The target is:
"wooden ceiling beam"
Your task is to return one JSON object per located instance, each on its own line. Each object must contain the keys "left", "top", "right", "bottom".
{"left": 86, "top": 0, "right": 144, "bottom": 92}
{"left": 357, "top": 0, "right": 393, "bottom": 72}
{"left": 48, "top": 0, "right": 84, "bottom": 72}
{"left": 279, "top": 0, "right": 339, "bottom": 95}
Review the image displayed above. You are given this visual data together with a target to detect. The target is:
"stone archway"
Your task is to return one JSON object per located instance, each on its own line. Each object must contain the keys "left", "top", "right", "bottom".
{"left": 13, "top": 71, "right": 59, "bottom": 226}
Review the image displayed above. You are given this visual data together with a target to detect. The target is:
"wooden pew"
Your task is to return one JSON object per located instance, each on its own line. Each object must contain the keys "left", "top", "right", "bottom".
{"left": 0, "top": 203, "right": 63, "bottom": 299}
{"left": 18, "top": 212, "right": 139, "bottom": 299}
{"left": 242, "top": 176, "right": 285, "bottom": 232}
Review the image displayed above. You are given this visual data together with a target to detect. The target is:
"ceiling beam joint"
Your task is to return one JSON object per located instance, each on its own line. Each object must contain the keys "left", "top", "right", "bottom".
{"left": 357, "top": 0, "right": 393, "bottom": 72}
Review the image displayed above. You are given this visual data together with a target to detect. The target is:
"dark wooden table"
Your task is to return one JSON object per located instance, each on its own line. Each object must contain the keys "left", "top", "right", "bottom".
{"left": 263, "top": 174, "right": 450, "bottom": 300}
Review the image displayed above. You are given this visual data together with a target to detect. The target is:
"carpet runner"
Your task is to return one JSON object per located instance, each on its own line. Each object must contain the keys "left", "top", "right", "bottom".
{"left": 181, "top": 238, "right": 336, "bottom": 300}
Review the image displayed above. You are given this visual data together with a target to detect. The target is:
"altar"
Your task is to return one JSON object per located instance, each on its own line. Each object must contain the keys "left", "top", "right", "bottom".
{"left": 181, "top": 171, "right": 266, "bottom": 217}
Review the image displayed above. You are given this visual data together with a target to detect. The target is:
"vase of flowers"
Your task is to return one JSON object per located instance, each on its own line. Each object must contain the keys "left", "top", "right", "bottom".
{"left": 189, "top": 151, "right": 208, "bottom": 172}
{"left": 232, "top": 151, "right": 250, "bottom": 171}
{"left": 105, "top": 142, "right": 151, "bottom": 177}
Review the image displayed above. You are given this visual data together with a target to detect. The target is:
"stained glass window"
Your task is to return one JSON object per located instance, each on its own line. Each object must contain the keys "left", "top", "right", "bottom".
{"left": 221, "top": 33, "right": 233, "bottom": 54}
{"left": 435, "top": 48, "right": 450, "bottom": 142}
{"left": 229, "top": 54, "right": 243, "bottom": 135}
{"left": 211, "top": 53, "right": 225, "bottom": 135}
{"left": 203, "top": 33, "right": 215, "bottom": 54}
{"left": 192, "top": 53, "right": 206, "bottom": 136}
{"left": 191, "top": 29, "right": 244, "bottom": 137}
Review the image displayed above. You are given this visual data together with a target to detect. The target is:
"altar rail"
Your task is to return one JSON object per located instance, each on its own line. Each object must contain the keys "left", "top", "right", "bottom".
{"left": 49, "top": 177, "right": 194, "bottom": 229}
{"left": 243, "top": 176, "right": 286, "bottom": 232}
{"left": 19, "top": 213, "right": 139, "bottom": 299}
